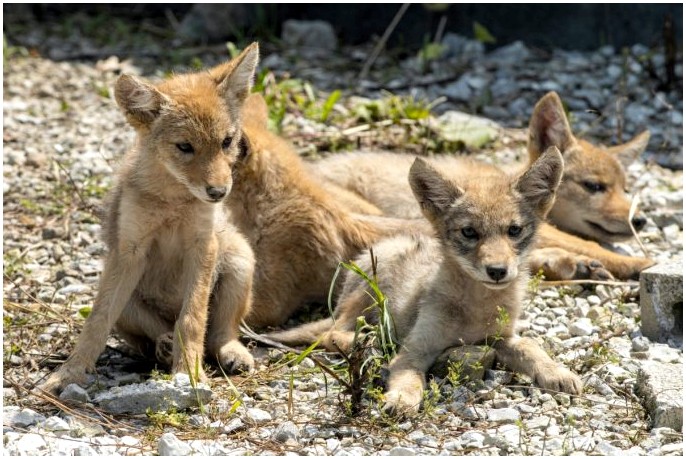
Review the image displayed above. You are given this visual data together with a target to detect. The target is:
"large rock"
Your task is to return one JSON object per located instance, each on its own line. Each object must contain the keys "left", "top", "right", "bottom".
{"left": 640, "top": 262, "right": 683, "bottom": 346}
{"left": 429, "top": 111, "right": 500, "bottom": 149}
{"left": 92, "top": 373, "right": 213, "bottom": 415}
{"left": 177, "top": 4, "right": 251, "bottom": 43}
{"left": 635, "top": 360, "right": 683, "bottom": 431}
{"left": 282, "top": 20, "right": 337, "bottom": 51}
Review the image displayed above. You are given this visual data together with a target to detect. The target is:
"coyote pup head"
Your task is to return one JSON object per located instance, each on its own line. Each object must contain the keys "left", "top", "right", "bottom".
{"left": 528, "top": 91, "right": 649, "bottom": 242}
{"left": 410, "top": 147, "right": 563, "bottom": 289}
{"left": 114, "top": 43, "right": 259, "bottom": 203}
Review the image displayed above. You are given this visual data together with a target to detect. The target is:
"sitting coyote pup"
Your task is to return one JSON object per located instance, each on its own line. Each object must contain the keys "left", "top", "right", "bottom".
{"left": 41, "top": 44, "right": 260, "bottom": 394}
{"left": 272, "top": 146, "right": 583, "bottom": 414}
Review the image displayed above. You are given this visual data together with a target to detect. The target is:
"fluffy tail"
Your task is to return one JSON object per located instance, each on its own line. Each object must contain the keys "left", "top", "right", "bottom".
{"left": 265, "top": 317, "right": 334, "bottom": 347}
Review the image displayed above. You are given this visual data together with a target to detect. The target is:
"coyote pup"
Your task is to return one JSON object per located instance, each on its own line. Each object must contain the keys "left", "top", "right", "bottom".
{"left": 272, "top": 146, "right": 583, "bottom": 414}
{"left": 41, "top": 44, "right": 260, "bottom": 394}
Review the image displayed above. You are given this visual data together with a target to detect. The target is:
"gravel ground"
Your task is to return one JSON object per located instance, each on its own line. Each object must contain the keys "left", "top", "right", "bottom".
{"left": 3, "top": 33, "right": 683, "bottom": 456}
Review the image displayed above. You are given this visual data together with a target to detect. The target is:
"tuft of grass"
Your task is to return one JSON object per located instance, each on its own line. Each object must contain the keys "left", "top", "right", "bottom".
{"left": 95, "top": 84, "right": 110, "bottom": 99}
{"left": 77, "top": 306, "right": 92, "bottom": 319}
{"left": 323, "top": 249, "right": 398, "bottom": 415}
{"left": 146, "top": 407, "right": 188, "bottom": 428}
{"left": 527, "top": 268, "right": 545, "bottom": 294}
{"left": 351, "top": 91, "right": 438, "bottom": 124}
{"left": 149, "top": 368, "right": 173, "bottom": 381}
{"left": 253, "top": 71, "right": 344, "bottom": 132}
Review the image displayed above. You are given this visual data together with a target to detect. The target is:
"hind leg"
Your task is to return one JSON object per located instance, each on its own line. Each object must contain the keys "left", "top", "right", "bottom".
{"left": 321, "top": 289, "right": 374, "bottom": 354}
{"left": 206, "top": 235, "right": 255, "bottom": 374}
{"left": 115, "top": 295, "right": 175, "bottom": 367}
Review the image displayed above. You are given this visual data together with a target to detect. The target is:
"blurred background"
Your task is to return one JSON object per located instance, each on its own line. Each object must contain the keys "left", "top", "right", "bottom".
{"left": 4, "top": 4, "right": 683, "bottom": 51}
{"left": 3, "top": 3, "right": 683, "bottom": 168}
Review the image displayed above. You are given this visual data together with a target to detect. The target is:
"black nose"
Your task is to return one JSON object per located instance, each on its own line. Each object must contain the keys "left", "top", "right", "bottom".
{"left": 486, "top": 266, "right": 508, "bottom": 281}
{"left": 206, "top": 186, "right": 227, "bottom": 201}
{"left": 631, "top": 215, "right": 647, "bottom": 231}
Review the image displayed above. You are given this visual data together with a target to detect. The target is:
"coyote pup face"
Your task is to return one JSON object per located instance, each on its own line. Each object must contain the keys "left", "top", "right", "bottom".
{"left": 529, "top": 92, "right": 649, "bottom": 242}
{"left": 410, "top": 147, "right": 563, "bottom": 289}
{"left": 114, "top": 43, "right": 259, "bottom": 203}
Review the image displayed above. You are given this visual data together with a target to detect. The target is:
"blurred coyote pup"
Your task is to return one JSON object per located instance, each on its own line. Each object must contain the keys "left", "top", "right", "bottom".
{"left": 271, "top": 147, "right": 583, "bottom": 414}
{"left": 41, "top": 44, "right": 260, "bottom": 394}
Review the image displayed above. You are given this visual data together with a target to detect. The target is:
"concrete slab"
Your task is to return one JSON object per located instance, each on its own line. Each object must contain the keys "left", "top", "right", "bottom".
{"left": 635, "top": 360, "right": 683, "bottom": 432}
{"left": 640, "top": 261, "right": 683, "bottom": 346}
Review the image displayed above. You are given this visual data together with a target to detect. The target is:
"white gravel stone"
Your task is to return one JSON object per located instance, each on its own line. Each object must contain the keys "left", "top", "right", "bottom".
{"left": 272, "top": 421, "right": 300, "bottom": 443}
{"left": 39, "top": 416, "right": 71, "bottom": 433}
{"left": 595, "top": 441, "right": 624, "bottom": 455}
{"left": 245, "top": 407, "right": 272, "bottom": 424}
{"left": 569, "top": 318, "right": 594, "bottom": 336}
{"left": 388, "top": 446, "right": 416, "bottom": 455}
{"left": 92, "top": 376, "right": 213, "bottom": 414}
{"left": 13, "top": 433, "right": 48, "bottom": 455}
{"left": 5, "top": 407, "right": 46, "bottom": 428}
{"left": 459, "top": 431, "right": 485, "bottom": 448}
{"left": 487, "top": 407, "right": 520, "bottom": 423}
{"left": 631, "top": 336, "right": 651, "bottom": 352}
{"left": 158, "top": 432, "right": 192, "bottom": 456}
{"left": 60, "top": 383, "right": 91, "bottom": 403}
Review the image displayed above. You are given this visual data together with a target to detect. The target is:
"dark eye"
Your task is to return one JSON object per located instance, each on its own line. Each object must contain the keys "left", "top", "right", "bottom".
{"left": 582, "top": 181, "right": 606, "bottom": 193}
{"left": 176, "top": 143, "right": 194, "bottom": 154}
{"left": 508, "top": 225, "right": 522, "bottom": 237}
{"left": 461, "top": 227, "right": 479, "bottom": 240}
{"left": 222, "top": 137, "right": 232, "bottom": 149}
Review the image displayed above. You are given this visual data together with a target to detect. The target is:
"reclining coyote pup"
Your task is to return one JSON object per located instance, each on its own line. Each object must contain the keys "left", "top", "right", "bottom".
{"left": 309, "top": 92, "right": 654, "bottom": 280}
{"left": 228, "top": 94, "right": 428, "bottom": 328}
{"left": 41, "top": 44, "right": 260, "bottom": 394}
{"left": 271, "top": 147, "right": 582, "bottom": 414}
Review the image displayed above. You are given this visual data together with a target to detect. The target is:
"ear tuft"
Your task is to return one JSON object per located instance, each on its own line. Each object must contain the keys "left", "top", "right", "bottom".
{"left": 115, "top": 74, "right": 168, "bottom": 127}
{"left": 409, "top": 158, "right": 464, "bottom": 220}
{"left": 528, "top": 92, "right": 575, "bottom": 161}
{"left": 517, "top": 146, "right": 564, "bottom": 218}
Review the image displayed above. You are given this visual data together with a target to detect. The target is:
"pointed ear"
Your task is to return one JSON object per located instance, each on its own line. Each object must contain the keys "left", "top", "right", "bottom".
{"left": 606, "top": 130, "right": 650, "bottom": 168}
{"left": 409, "top": 158, "right": 464, "bottom": 220}
{"left": 115, "top": 74, "right": 169, "bottom": 128}
{"left": 517, "top": 146, "right": 564, "bottom": 218}
{"left": 211, "top": 42, "right": 259, "bottom": 109}
{"left": 528, "top": 92, "right": 575, "bottom": 161}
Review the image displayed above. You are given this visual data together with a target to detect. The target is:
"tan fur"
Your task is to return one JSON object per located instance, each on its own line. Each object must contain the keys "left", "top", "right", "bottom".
{"left": 307, "top": 91, "right": 654, "bottom": 280}
{"left": 227, "top": 94, "right": 429, "bottom": 328}
{"left": 40, "top": 44, "right": 260, "bottom": 394}
{"left": 271, "top": 148, "right": 582, "bottom": 415}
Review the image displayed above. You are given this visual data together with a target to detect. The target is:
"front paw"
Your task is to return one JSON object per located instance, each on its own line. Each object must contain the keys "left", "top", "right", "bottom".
{"left": 38, "top": 366, "right": 89, "bottom": 396}
{"left": 155, "top": 332, "right": 174, "bottom": 368}
{"left": 382, "top": 389, "right": 422, "bottom": 416}
{"left": 574, "top": 258, "right": 613, "bottom": 281}
{"left": 536, "top": 366, "right": 583, "bottom": 395}
{"left": 215, "top": 340, "right": 254, "bottom": 374}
